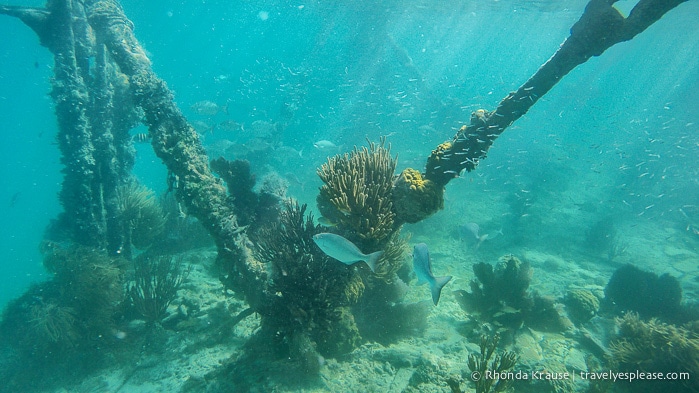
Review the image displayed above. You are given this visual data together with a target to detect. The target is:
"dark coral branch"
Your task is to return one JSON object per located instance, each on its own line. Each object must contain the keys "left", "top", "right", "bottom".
{"left": 129, "top": 255, "right": 189, "bottom": 324}
{"left": 254, "top": 201, "right": 362, "bottom": 357}
{"left": 466, "top": 333, "right": 519, "bottom": 393}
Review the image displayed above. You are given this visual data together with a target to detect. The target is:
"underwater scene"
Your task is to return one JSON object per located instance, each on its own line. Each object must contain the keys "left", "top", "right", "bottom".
{"left": 1, "top": 0, "right": 698, "bottom": 392}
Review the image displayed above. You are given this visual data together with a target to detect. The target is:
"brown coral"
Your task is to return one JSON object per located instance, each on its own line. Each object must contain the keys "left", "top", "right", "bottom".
{"left": 116, "top": 181, "right": 166, "bottom": 251}
{"left": 564, "top": 288, "right": 600, "bottom": 324}
{"left": 29, "top": 301, "right": 78, "bottom": 345}
{"left": 129, "top": 255, "right": 189, "bottom": 324}
{"left": 392, "top": 168, "right": 444, "bottom": 224}
{"left": 254, "top": 201, "right": 363, "bottom": 358}
{"left": 608, "top": 313, "right": 699, "bottom": 393}
{"left": 316, "top": 139, "right": 396, "bottom": 250}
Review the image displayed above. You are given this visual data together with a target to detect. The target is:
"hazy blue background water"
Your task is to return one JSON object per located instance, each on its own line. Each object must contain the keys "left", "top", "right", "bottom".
{"left": 1, "top": 0, "right": 698, "bottom": 310}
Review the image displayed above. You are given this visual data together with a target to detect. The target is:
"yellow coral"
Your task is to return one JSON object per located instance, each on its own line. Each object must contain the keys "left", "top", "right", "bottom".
{"left": 393, "top": 168, "right": 444, "bottom": 224}
{"left": 608, "top": 313, "right": 699, "bottom": 392}
{"left": 429, "top": 141, "right": 452, "bottom": 162}
{"left": 343, "top": 273, "right": 366, "bottom": 304}
{"left": 316, "top": 140, "right": 409, "bottom": 284}
{"left": 316, "top": 140, "right": 396, "bottom": 249}
{"left": 401, "top": 168, "right": 427, "bottom": 191}
{"left": 424, "top": 140, "right": 457, "bottom": 189}
{"left": 372, "top": 231, "right": 409, "bottom": 279}
{"left": 471, "top": 109, "right": 489, "bottom": 124}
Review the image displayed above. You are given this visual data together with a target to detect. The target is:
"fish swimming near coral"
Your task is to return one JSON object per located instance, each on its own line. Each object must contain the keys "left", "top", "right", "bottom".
{"left": 204, "top": 139, "right": 236, "bottom": 159}
{"left": 412, "top": 243, "right": 452, "bottom": 305}
{"left": 190, "top": 100, "right": 228, "bottom": 116}
{"left": 317, "top": 217, "right": 337, "bottom": 227}
{"left": 459, "top": 222, "right": 502, "bottom": 250}
{"left": 312, "top": 233, "right": 382, "bottom": 273}
{"left": 191, "top": 120, "right": 215, "bottom": 136}
{"left": 132, "top": 132, "right": 150, "bottom": 143}
{"left": 313, "top": 140, "right": 341, "bottom": 152}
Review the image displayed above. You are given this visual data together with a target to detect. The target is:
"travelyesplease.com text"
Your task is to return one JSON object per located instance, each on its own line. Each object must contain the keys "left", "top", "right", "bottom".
{"left": 473, "top": 369, "right": 690, "bottom": 383}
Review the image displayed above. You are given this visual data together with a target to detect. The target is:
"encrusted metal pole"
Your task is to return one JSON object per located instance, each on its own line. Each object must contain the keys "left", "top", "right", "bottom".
{"left": 1, "top": 1, "right": 107, "bottom": 246}
{"left": 1, "top": 1, "right": 140, "bottom": 254}
{"left": 91, "top": 42, "right": 127, "bottom": 256}
{"left": 53, "top": 0, "right": 105, "bottom": 247}
{"left": 83, "top": 0, "right": 267, "bottom": 308}
{"left": 2, "top": 0, "right": 268, "bottom": 311}
{"left": 406, "top": 0, "right": 690, "bottom": 223}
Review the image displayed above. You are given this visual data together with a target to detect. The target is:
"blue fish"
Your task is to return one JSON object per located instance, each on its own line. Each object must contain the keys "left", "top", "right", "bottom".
{"left": 312, "top": 233, "right": 383, "bottom": 273}
{"left": 413, "top": 243, "right": 452, "bottom": 305}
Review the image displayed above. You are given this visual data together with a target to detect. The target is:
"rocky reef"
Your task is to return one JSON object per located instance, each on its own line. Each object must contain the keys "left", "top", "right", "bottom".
{"left": 392, "top": 167, "right": 444, "bottom": 224}
{"left": 0, "top": 246, "right": 126, "bottom": 391}
{"left": 607, "top": 313, "right": 699, "bottom": 393}
{"left": 0, "top": 0, "right": 691, "bottom": 391}
{"left": 454, "top": 254, "right": 573, "bottom": 333}
{"left": 564, "top": 288, "right": 601, "bottom": 325}
{"left": 254, "top": 201, "right": 363, "bottom": 362}
{"left": 603, "top": 264, "right": 683, "bottom": 322}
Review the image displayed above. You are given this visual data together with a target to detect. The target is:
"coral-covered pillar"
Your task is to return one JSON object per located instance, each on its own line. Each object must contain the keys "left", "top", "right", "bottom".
{"left": 422, "top": 0, "right": 689, "bottom": 195}
{"left": 85, "top": 0, "right": 267, "bottom": 308}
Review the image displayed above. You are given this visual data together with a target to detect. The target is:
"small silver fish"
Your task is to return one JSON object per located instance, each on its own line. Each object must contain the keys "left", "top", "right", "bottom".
{"left": 317, "top": 217, "right": 337, "bottom": 227}
{"left": 190, "top": 100, "right": 228, "bottom": 116}
{"left": 459, "top": 222, "right": 502, "bottom": 249}
{"left": 413, "top": 243, "right": 452, "bottom": 305}
{"left": 313, "top": 140, "right": 340, "bottom": 152}
{"left": 461, "top": 222, "right": 483, "bottom": 241}
{"left": 191, "top": 120, "right": 214, "bottom": 135}
{"left": 217, "top": 119, "right": 243, "bottom": 132}
{"left": 312, "top": 233, "right": 382, "bottom": 273}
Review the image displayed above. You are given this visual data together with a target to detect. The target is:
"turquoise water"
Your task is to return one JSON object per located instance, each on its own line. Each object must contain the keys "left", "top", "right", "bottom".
{"left": 1, "top": 1, "right": 698, "bottom": 392}
{"left": 0, "top": 9, "right": 59, "bottom": 307}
